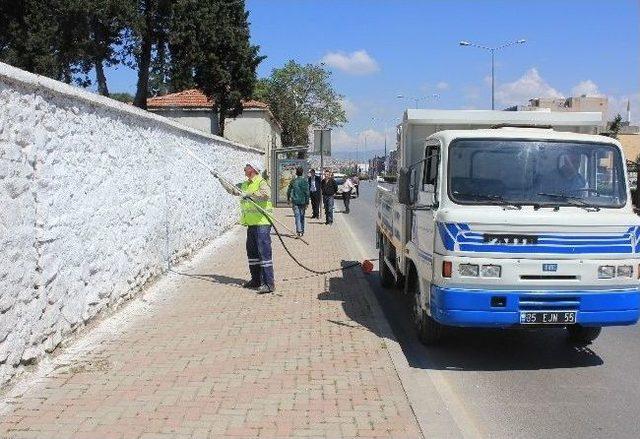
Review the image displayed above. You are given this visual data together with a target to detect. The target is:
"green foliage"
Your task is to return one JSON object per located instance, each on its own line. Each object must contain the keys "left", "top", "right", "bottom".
{"left": 0, "top": 0, "right": 86, "bottom": 83}
{"left": 256, "top": 61, "right": 347, "bottom": 146}
{"left": 109, "top": 92, "right": 135, "bottom": 103}
{"left": 78, "top": 0, "right": 135, "bottom": 96}
{"left": 608, "top": 114, "right": 623, "bottom": 139}
{"left": 169, "top": 0, "right": 264, "bottom": 134}
{"left": 128, "top": 0, "right": 173, "bottom": 108}
{"left": 0, "top": 0, "right": 263, "bottom": 124}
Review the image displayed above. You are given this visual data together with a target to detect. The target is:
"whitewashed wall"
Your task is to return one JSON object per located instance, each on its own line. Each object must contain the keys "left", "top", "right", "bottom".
{"left": 0, "top": 62, "right": 262, "bottom": 385}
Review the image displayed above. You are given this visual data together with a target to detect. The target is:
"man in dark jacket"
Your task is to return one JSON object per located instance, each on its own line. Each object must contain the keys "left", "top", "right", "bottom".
{"left": 287, "top": 167, "right": 310, "bottom": 236}
{"left": 308, "top": 168, "right": 322, "bottom": 218}
{"left": 320, "top": 169, "right": 338, "bottom": 225}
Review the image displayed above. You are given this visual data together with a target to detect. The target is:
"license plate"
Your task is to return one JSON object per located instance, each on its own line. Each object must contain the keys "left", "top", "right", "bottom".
{"left": 520, "top": 311, "right": 577, "bottom": 325}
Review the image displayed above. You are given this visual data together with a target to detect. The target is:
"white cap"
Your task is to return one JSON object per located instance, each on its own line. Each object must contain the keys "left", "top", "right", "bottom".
{"left": 244, "top": 163, "right": 261, "bottom": 173}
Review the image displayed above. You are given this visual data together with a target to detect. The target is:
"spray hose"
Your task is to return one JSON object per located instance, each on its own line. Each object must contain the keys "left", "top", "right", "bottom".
{"left": 251, "top": 199, "right": 376, "bottom": 276}
{"left": 180, "top": 146, "right": 377, "bottom": 277}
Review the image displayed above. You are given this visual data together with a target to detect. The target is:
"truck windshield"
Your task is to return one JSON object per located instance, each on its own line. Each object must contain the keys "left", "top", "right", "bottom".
{"left": 448, "top": 139, "right": 627, "bottom": 208}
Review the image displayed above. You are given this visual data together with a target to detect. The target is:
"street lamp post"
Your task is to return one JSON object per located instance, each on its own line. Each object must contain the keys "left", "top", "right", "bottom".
{"left": 459, "top": 39, "right": 526, "bottom": 110}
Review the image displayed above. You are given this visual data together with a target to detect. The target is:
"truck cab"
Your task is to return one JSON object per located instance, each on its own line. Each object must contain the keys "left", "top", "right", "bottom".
{"left": 376, "top": 110, "right": 640, "bottom": 345}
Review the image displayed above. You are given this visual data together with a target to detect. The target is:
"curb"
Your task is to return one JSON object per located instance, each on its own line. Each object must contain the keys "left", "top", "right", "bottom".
{"left": 336, "top": 212, "right": 483, "bottom": 439}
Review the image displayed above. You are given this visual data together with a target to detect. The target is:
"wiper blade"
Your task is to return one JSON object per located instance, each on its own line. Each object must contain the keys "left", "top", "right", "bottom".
{"left": 453, "top": 191, "right": 522, "bottom": 209}
{"left": 536, "top": 192, "right": 600, "bottom": 211}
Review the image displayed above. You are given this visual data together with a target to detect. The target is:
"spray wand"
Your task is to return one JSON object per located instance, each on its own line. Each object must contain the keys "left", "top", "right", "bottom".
{"left": 181, "top": 147, "right": 309, "bottom": 245}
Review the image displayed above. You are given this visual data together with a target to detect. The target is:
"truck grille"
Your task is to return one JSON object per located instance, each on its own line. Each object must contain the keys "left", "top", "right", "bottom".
{"left": 518, "top": 294, "right": 580, "bottom": 311}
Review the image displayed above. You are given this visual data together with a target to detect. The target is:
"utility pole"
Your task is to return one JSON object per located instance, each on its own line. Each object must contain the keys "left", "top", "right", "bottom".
{"left": 320, "top": 129, "right": 324, "bottom": 172}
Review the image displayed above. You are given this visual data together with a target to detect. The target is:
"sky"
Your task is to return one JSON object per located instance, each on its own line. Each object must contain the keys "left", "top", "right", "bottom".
{"left": 104, "top": 0, "right": 639, "bottom": 154}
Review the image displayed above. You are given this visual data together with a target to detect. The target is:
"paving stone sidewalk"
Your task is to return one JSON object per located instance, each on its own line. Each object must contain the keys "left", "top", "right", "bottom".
{"left": 0, "top": 209, "right": 422, "bottom": 439}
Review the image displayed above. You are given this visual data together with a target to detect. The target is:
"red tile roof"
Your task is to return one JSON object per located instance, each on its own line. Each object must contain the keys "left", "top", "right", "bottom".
{"left": 147, "top": 89, "right": 268, "bottom": 110}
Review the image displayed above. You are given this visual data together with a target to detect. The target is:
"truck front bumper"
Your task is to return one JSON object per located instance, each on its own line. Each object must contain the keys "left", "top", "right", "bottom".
{"left": 430, "top": 286, "right": 640, "bottom": 327}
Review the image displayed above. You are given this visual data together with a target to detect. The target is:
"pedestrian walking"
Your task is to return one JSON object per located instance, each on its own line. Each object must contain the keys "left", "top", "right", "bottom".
{"left": 220, "top": 163, "right": 276, "bottom": 294}
{"left": 287, "top": 166, "right": 310, "bottom": 236}
{"left": 321, "top": 169, "right": 338, "bottom": 224}
{"left": 352, "top": 174, "right": 360, "bottom": 197}
{"left": 341, "top": 175, "right": 356, "bottom": 214}
{"left": 308, "top": 168, "right": 322, "bottom": 219}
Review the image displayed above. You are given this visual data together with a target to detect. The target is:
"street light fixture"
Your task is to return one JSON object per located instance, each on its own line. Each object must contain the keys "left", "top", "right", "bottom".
{"left": 459, "top": 39, "right": 526, "bottom": 110}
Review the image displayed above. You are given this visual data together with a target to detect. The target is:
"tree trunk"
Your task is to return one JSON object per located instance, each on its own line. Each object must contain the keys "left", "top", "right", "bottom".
{"left": 218, "top": 109, "right": 225, "bottom": 136}
{"left": 134, "top": 5, "right": 154, "bottom": 109}
{"left": 133, "top": 35, "right": 152, "bottom": 109}
{"left": 92, "top": 20, "right": 109, "bottom": 97}
{"left": 95, "top": 59, "right": 109, "bottom": 96}
{"left": 217, "top": 100, "right": 226, "bottom": 136}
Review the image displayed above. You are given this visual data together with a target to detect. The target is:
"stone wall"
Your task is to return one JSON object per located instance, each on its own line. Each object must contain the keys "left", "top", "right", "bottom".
{"left": 0, "top": 62, "right": 262, "bottom": 386}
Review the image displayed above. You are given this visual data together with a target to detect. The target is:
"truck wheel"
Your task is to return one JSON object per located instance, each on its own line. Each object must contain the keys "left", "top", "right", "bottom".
{"left": 566, "top": 325, "right": 602, "bottom": 344}
{"left": 410, "top": 276, "right": 443, "bottom": 345}
{"left": 379, "top": 245, "right": 395, "bottom": 289}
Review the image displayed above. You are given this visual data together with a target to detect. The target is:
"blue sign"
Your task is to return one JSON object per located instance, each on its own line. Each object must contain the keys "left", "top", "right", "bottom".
{"left": 542, "top": 264, "right": 558, "bottom": 272}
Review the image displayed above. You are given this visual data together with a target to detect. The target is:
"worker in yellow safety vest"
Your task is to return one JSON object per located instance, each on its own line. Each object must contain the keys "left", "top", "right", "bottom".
{"left": 220, "top": 163, "right": 275, "bottom": 294}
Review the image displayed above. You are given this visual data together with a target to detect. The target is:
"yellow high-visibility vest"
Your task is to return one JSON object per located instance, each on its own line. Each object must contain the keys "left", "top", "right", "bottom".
{"left": 239, "top": 176, "right": 273, "bottom": 226}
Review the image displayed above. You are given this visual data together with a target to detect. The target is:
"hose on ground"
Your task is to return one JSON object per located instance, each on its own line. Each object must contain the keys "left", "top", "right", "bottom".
{"left": 263, "top": 211, "right": 376, "bottom": 276}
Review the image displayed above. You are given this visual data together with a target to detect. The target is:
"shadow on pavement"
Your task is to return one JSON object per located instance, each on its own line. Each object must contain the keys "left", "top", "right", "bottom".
{"left": 349, "top": 267, "right": 604, "bottom": 371}
{"left": 318, "top": 260, "right": 385, "bottom": 338}
{"left": 170, "top": 269, "right": 247, "bottom": 287}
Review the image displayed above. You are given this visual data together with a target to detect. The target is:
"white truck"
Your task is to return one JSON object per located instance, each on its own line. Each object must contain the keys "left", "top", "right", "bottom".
{"left": 376, "top": 110, "right": 640, "bottom": 345}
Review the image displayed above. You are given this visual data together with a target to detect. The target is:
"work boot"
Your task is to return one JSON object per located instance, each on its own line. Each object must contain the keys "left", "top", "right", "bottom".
{"left": 257, "top": 284, "right": 275, "bottom": 294}
{"left": 243, "top": 280, "right": 260, "bottom": 289}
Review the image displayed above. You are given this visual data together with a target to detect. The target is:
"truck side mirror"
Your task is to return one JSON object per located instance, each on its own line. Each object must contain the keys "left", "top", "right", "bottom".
{"left": 398, "top": 167, "right": 417, "bottom": 205}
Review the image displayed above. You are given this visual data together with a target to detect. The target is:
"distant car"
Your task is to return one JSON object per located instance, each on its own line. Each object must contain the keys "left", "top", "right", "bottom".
{"left": 334, "top": 173, "right": 357, "bottom": 198}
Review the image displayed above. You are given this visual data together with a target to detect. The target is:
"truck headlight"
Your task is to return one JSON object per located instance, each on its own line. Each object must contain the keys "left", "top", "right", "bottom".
{"left": 459, "top": 264, "right": 479, "bottom": 277}
{"left": 481, "top": 265, "right": 502, "bottom": 278}
{"left": 598, "top": 265, "right": 616, "bottom": 279}
{"left": 617, "top": 265, "right": 633, "bottom": 278}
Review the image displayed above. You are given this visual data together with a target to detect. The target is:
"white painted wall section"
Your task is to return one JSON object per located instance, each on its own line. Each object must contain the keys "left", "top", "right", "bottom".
{"left": 0, "top": 62, "right": 262, "bottom": 386}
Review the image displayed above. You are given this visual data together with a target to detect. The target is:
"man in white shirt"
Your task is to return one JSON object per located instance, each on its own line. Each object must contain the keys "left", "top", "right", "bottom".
{"left": 341, "top": 175, "right": 356, "bottom": 214}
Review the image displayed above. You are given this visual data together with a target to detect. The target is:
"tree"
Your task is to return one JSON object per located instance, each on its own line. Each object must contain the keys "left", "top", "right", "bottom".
{"left": 128, "top": 0, "right": 172, "bottom": 109}
{"left": 255, "top": 61, "right": 347, "bottom": 146}
{"left": 109, "top": 92, "right": 135, "bottom": 103}
{"left": 170, "top": 0, "right": 263, "bottom": 135}
{"left": 79, "top": 0, "right": 134, "bottom": 96}
{"left": 607, "top": 114, "right": 623, "bottom": 139}
{"left": 0, "top": 0, "right": 87, "bottom": 83}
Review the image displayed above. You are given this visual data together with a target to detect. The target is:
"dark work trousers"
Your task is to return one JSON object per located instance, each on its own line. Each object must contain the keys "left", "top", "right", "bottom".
{"left": 342, "top": 190, "right": 352, "bottom": 213}
{"left": 310, "top": 191, "right": 321, "bottom": 218}
{"left": 246, "top": 225, "right": 275, "bottom": 288}
{"left": 323, "top": 195, "right": 335, "bottom": 224}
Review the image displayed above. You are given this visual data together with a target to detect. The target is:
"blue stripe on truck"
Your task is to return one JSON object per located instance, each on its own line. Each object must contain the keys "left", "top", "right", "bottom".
{"left": 437, "top": 222, "right": 639, "bottom": 255}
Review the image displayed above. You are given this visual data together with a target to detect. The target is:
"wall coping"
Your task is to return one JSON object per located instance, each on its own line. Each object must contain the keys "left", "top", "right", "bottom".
{"left": 0, "top": 61, "right": 264, "bottom": 155}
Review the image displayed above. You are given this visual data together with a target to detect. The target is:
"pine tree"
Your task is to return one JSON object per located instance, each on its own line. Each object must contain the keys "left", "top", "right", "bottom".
{"left": 0, "top": 0, "right": 85, "bottom": 82}
{"left": 79, "top": 0, "right": 134, "bottom": 96}
{"left": 129, "top": 0, "right": 172, "bottom": 108}
{"left": 170, "top": 0, "right": 264, "bottom": 135}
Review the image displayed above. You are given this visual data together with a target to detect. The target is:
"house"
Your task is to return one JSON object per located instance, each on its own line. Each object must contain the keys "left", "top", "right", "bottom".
{"left": 147, "top": 89, "right": 282, "bottom": 178}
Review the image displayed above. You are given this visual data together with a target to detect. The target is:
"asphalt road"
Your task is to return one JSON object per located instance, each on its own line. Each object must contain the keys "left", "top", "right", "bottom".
{"left": 341, "top": 180, "right": 640, "bottom": 439}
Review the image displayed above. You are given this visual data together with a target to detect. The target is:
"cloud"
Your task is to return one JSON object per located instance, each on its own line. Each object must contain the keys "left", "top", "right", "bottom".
{"left": 436, "top": 81, "right": 450, "bottom": 91}
{"left": 332, "top": 128, "right": 387, "bottom": 151}
{"left": 571, "top": 80, "right": 604, "bottom": 97}
{"left": 495, "top": 68, "right": 563, "bottom": 107}
{"left": 321, "top": 50, "right": 379, "bottom": 75}
{"left": 340, "top": 98, "right": 358, "bottom": 119}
